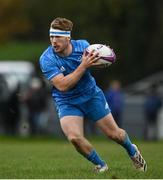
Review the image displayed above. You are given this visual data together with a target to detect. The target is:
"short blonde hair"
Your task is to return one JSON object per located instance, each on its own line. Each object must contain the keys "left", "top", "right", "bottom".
{"left": 50, "top": 17, "right": 73, "bottom": 31}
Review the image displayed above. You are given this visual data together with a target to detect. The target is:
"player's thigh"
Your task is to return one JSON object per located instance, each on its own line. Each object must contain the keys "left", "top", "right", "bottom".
{"left": 95, "top": 113, "right": 120, "bottom": 136}
{"left": 60, "top": 116, "right": 84, "bottom": 138}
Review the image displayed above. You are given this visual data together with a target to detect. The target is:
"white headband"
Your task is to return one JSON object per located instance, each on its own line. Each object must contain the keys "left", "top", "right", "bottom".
{"left": 49, "top": 28, "right": 71, "bottom": 37}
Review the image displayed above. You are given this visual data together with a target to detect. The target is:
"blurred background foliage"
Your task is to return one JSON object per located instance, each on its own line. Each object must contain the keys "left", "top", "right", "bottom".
{"left": 0, "top": 0, "right": 163, "bottom": 87}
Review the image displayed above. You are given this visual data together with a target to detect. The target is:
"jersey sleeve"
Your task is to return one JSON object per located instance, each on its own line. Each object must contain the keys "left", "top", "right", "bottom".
{"left": 39, "top": 55, "right": 62, "bottom": 81}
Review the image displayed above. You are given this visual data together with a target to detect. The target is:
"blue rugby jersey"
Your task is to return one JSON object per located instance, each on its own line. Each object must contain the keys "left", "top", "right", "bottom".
{"left": 39, "top": 39, "right": 100, "bottom": 105}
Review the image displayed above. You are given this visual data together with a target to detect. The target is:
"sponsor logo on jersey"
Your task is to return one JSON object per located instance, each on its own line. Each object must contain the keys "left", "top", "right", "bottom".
{"left": 105, "top": 102, "right": 109, "bottom": 109}
{"left": 60, "top": 66, "right": 66, "bottom": 72}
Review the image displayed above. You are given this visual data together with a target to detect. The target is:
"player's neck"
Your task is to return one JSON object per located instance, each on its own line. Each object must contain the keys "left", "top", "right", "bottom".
{"left": 59, "top": 43, "right": 72, "bottom": 57}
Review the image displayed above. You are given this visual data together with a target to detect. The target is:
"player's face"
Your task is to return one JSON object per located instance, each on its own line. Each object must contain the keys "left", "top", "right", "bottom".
{"left": 50, "top": 36, "right": 70, "bottom": 55}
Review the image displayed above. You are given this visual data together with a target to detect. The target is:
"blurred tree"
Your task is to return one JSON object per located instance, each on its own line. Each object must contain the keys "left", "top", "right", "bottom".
{"left": 0, "top": 0, "right": 31, "bottom": 43}
{"left": 0, "top": 0, "right": 163, "bottom": 86}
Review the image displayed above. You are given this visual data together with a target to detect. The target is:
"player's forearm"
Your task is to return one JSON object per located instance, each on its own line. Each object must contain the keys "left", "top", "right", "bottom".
{"left": 57, "top": 64, "right": 86, "bottom": 91}
{"left": 51, "top": 51, "right": 98, "bottom": 91}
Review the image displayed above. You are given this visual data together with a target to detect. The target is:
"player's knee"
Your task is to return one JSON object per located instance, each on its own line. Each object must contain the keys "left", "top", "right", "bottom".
{"left": 68, "top": 135, "right": 83, "bottom": 145}
{"left": 108, "top": 128, "right": 125, "bottom": 143}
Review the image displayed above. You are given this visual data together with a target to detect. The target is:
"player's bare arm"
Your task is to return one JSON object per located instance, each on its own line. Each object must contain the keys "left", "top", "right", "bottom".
{"left": 50, "top": 50, "right": 99, "bottom": 92}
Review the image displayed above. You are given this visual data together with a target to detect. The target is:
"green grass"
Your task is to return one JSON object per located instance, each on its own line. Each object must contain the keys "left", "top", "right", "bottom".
{"left": 0, "top": 136, "right": 162, "bottom": 179}
{"left": 0, "top": 41, "right": 48, "bottom": 62}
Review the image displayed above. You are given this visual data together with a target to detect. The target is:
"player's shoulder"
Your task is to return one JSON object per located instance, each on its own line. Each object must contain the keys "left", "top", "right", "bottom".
{"left": 40, "top": 46, "right": 53, "bottom": 62}
{"left": 40, "top": 46, "right": 53, "bottom": 58}
{"left": 71, "top": 39, "right": 90, "bottom": 52}
{"left": 39, "top": 46, "right": 56, "bottom": 69}
{"left": 75, "top": 39, "right": 90, "bottom": 46}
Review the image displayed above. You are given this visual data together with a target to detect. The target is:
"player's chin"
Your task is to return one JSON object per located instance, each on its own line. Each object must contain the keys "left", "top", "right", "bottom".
{"left": 53, "top": 47, "right": 61, "bottom": 53}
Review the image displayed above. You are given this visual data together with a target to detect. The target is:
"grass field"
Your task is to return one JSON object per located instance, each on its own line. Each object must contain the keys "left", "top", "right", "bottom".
{"left": 0, "top": 136, "right": 163, "bottom": 179}
{"left": 0, "top": 41, "right": 47, "bottom": 61}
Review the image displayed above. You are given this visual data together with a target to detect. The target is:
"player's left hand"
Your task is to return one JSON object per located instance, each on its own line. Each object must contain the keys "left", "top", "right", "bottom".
{"left": 81, "top": 50, "right": 100, "bottom": 68}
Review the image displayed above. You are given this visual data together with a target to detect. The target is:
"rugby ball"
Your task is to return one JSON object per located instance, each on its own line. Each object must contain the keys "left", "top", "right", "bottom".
{"left": 86, "top": 44, "right": 116, "bottom": 66}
